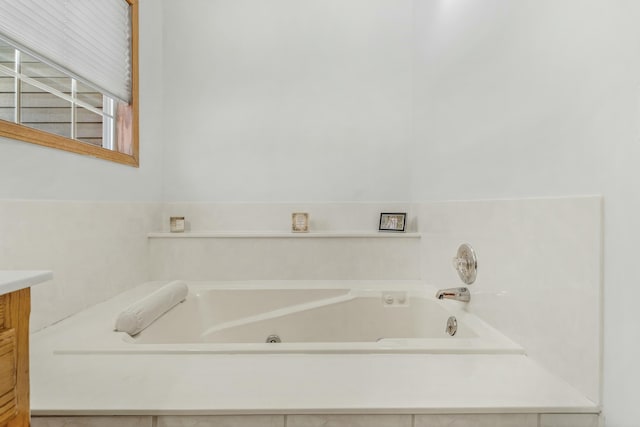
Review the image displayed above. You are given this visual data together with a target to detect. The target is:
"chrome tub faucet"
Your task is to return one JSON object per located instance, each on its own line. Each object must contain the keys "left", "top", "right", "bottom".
{"left": 435, "top": 287, "right": 470, "bottom": 302}
{"left": 435, "top": 244, "right": 478, "bottom": 303}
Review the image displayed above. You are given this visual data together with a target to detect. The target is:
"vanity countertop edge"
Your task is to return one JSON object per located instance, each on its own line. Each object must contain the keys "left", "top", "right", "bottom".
{"left": 0, "top": 271, "right": 53, "bottom": 295}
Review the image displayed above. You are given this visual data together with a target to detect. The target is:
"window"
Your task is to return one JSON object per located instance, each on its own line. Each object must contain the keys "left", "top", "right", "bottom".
{"left": 0, "top": 42, "right": 117, "bottom": 148}
{"left": 0, "top": 0, "right": 139, "bottom": 167}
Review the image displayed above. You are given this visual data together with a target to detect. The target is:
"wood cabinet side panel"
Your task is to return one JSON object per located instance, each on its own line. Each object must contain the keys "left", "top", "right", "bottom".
{"left": 2, "top": 289, "right": 30, "bottom": 427}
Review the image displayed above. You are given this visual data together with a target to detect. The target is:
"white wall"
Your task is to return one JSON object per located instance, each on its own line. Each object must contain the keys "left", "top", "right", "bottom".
{"left": 161, "top": 0, "right": 413, "bottom": 202}
{"left": 0, "top": 0, "right": 164, "bottom": 202}
{"left": 412, "top": 1, "right": 640, "bottom": 425}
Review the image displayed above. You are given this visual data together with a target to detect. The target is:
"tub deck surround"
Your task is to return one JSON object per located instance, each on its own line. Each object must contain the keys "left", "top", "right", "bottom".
{"left": 29, "top": 281, "right": 598, "bottom": 416}
{"left": 29, "top": 352, "right": 598, "bottom": 416}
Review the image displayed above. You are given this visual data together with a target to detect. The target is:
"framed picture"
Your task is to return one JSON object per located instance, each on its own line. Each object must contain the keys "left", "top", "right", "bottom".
{"left": 379, "top": 212, "right": 406, "bottom": 232}
{"left": 292, "top": 212, "right": 309, "bottom": 232}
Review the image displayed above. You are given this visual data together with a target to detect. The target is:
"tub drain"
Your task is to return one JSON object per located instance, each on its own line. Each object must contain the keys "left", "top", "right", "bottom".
{"left": 266, "top": 334, "right": 281, "bottom": 343}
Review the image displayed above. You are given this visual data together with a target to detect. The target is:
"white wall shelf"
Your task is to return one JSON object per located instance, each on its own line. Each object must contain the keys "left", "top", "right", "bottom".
{"left": 148, "top": 232, "right": 421, "bottom": 239}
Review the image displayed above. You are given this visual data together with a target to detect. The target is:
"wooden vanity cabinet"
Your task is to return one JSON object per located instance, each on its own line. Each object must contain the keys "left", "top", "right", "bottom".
{"left": 0, "top": 288, "right": 30, "bottom": 427}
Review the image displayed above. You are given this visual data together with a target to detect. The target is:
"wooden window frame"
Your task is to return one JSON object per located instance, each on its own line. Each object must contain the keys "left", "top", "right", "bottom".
{"left": 0, "top": 0, "right": 139, "bottom": 167}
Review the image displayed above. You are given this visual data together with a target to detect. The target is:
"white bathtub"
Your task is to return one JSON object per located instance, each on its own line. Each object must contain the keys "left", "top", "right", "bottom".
{"left": 53, "top": 281, "right": 523, "bottom": 355}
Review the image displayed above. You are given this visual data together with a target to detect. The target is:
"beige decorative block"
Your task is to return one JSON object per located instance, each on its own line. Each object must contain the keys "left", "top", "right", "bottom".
{"left": 31, "top": 417, "right": 153, "bottom": 427}
{"left": 286, "top": 414, "right": 412, "bottom": 427}
{"left": 540, "top": 414, "right": 599, "bottom": 427}
{"left": 415, "top": 414, "right": 537, "bottom": 427}
{"left": 157, "top": 415, "right": 285, "bottom": 427}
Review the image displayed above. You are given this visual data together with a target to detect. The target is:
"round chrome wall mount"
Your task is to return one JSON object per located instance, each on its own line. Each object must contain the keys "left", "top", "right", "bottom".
{"left": 453, "top": 243, "right": 477, "bottom": 285}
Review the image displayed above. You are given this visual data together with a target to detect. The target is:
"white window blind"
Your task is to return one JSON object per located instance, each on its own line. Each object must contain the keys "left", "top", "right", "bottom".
{"left": 0, "top": 0, "right": 132, "bottom": 102}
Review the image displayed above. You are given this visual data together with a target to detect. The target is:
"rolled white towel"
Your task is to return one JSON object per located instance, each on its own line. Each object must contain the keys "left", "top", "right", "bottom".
{"left": 115, "top": 280, "right": 188, "bottom": 336}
